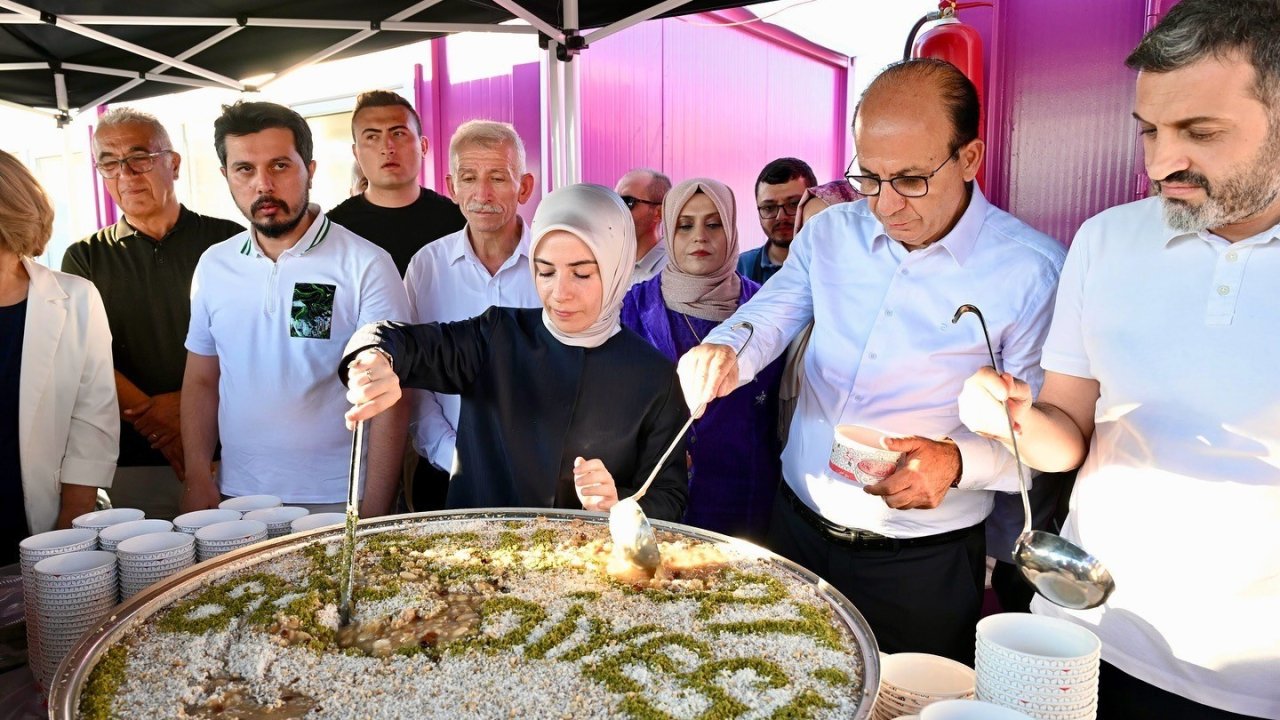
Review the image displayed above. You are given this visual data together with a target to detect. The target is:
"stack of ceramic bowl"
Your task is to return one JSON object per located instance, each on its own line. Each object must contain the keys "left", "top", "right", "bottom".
{"left": 31, "top": 550, "right": 117, "bottom": 686}
{"left": 291, "top": 512, "right": 347, "bottom": 533}
{"left": 243, "top": 506, "right": 309, "bottom": 538}
{"left": 976, "top": 614, "right": 1101, "bottom": 720}
{"left": 71, "top": 507, "right": 144, "bottom": 532}
{"left": 194, "top": 519, "right": 268, "bottom": 562}
{"left": 98, "top": 519, "right": 173, "bottom": 552}
{"left": 117, "top": 532, "right": 196, "bottom": 600}
{"left": 920, "top": 699, "right": 1033, "bottom": 719}
{"left": 219, "top": 494, "right": 282, "bottom": 513}
{"left": 874, "top": 652, "right": 977, "bottom": 720}
{"left": 17, "top": 528, "right": 98, "bottom": 688}
{"left": 173, "top": 508, "right": 241, "bottom": 534}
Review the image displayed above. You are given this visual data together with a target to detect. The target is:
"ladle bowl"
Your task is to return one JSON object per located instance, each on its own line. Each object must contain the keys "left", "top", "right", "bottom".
{"left": 610, "top": 321, "right": 754, "bottom": 573}
{"left": 951, "top": 304, "right": 1115, "bottom": 610}
{"left": 1015, "top": 530, "right": 1115, "bottom": 610}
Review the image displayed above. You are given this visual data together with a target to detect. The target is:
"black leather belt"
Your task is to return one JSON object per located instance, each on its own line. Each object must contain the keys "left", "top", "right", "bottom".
{"left": 781, "top": 483, "right": 978, "bottom": 551}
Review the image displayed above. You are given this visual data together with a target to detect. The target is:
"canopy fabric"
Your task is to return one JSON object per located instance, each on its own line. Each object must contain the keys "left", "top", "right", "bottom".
{"left": 0, "top": 0, "right": 767, "bottom": 115}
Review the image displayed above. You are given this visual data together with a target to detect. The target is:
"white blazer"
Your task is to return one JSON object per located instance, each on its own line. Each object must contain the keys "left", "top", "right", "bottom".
{"left": 18, "top": 258, "right": 118, "bottom": 534}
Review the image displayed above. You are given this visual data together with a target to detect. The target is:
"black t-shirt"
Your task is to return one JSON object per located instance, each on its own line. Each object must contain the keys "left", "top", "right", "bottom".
{"left": 1, "top": 299, "right": 29, "bottom": 564}
{"left": 327, "top": 188, "right": 466, "bottom": 276}
{"left": 61, "top": 206, "right": 244, "bottom": 467}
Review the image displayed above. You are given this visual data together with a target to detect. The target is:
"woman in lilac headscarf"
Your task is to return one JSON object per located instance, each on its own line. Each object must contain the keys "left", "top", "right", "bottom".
{"left": 621, "top": 178, "right": 783, "bottom": 541}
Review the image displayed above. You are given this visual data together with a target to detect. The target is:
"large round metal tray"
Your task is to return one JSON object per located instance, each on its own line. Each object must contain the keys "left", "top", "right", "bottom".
{"left": 49, "top": 508, "right": 881, "bottom": 718}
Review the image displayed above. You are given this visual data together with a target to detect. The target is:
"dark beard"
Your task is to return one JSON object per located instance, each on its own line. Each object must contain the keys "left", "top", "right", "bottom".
{"left": 1155, "top": 128, "right": 1280, "bottom": 232}
{"left": 250, "top": 195, "right": 308, "bottom": 238}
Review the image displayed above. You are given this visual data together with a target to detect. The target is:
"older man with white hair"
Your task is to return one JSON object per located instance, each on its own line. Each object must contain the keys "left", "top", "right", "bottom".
{"left": 402, "top": 120, "right": 541, "bottom": 510}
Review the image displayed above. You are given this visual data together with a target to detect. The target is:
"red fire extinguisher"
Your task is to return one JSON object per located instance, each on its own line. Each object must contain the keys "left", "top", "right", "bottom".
{"left": 907, "top": 1, "right": 989, "bottom": 189}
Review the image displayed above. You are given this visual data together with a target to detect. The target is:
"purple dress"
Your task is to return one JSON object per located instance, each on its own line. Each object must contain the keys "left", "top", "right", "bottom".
{"left": 620, "top": 275, "right": 783, "bottom": 541}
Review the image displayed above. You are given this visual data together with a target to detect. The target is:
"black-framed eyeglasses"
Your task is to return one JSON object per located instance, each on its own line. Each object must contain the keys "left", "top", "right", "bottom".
{"left": 95, "top": 150, "right": 173, "bottom": 179}
{"left": 757, "top": 199, "right": 801, "bottom": 220}
{"left": 620, "top": 195, "right": 662, "bottom": 210}
{"left": 845, "top": 149, "right": 958, "bottom": 198}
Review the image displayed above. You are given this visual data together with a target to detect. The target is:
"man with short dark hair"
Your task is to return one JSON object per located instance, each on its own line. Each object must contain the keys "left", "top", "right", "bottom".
{"left": 680, "top": 59, "right": 1064, "bottom": 664}
{"left": 736, "top": 158, "right": 816, "bottom": 284}
{"left": 614, "top": 168, "right": 672, "bottom": 284}
{"left": 328, "top": 90, "right": 464, "bottom": 276}
{"left": 960, "top": 1, "right": 1280, "bottom": 716}
{"left": 181, "top": 101, "right": 409, "bottom": 517}
{"left": 62, "top": 108, "right": 242, "bottom": 520}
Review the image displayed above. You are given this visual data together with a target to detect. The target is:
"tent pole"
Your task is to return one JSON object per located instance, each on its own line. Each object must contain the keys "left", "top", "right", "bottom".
{"left": 546, "top": 41, "right": 564, "bottom": 191}
{"left": 563, "top": 50, "right": 581, "bottom": 185}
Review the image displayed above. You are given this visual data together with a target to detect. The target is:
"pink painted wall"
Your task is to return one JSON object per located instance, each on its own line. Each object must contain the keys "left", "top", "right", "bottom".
{"left": 416, "top": 12, "right": 849, "bottom": 250}
{"left": 580, "top": 12, "right": 850, "bottom": 250}
{"left": 979, "top": 0, "right": 1155, "bottom": 245}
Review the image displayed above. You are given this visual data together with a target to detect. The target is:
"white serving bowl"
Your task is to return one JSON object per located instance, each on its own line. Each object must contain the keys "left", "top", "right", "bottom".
{"left": 218, "top": 495, "right": 282, "bottom": 512}
{"left": 116, "top": 532, "right": 195, "bottom": 558}
{"left": 33, "top": 550, "right": 118, "bottom": 579}
{"left": 882, "top": 653, "right": 977, "bottom": 699}
{"left": 98, "top": 519, "right": 174, "bottom": 550}
{"left": 173, "top": 509, "right": 241, "bottom": 533}
{"left": 20, "top": 528, "right": 99, "bottom": 557}
{"left": 977, "top": 614, "right": 1100, "bottom": 667}
{"left": 196, "top": 520, "right": 268, "bottom": 542}
{"left": 71, "top": 508, "right": 144, "bottom": 530}
{"left": 290, "top": 512, "right": 346, "bottom": 533}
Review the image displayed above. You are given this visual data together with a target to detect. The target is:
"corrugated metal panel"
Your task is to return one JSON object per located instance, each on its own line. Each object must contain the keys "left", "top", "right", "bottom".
{"left": 426, "top": 14, "right": 848, "bottom": 246}
{"left": 987, "top": 0, "right": 1146, "bottom": 245}
{"left": 578, "top": 19, "right": 665, "bottom": 188}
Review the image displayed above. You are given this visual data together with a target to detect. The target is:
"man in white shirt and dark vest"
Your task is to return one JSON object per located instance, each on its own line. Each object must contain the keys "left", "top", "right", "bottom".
{"left": 961, "top": 2, "right": 1280, "bottom": 717}
{"left": 180, "top": 101, "right": 409, "bottom": 516}
{"left": 403, "top": 120, "right": 541, "bottom": 511}
{"left": 679, "top": 58, "right": 1066, "bottom": 664}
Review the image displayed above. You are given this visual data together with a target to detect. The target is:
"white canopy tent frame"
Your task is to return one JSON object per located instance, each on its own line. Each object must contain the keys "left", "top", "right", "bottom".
{"left": 0, "top": 0, "right": 704, "bottom": 183}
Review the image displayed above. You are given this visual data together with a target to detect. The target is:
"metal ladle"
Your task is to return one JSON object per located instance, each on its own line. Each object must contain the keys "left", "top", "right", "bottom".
{"left": 609, "top": 321, "right": 754, "bottom": 574}
{"left": 951, "top": 304, "right": 1115, "bottom": 610}
{"left": 337, "top": 420, "right": 363, "bottom": 627}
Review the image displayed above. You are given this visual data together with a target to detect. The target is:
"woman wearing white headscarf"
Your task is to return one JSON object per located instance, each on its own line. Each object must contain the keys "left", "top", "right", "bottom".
{"left": 620, "top": 178, "right": 782, "bottom": 540}
{"left": 341, "top": 184, "right": 688, "bottom": 521}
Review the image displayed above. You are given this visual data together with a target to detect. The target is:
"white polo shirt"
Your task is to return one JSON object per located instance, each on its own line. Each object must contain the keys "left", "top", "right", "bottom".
{"left": 1034, "top": 197, "right": 1280, "bottom": 718}
{"left": 186, "top": 207, "right": 409, "bottom": 503}
{"left": 403, "top": 221, "right": 541, "bottom": 471}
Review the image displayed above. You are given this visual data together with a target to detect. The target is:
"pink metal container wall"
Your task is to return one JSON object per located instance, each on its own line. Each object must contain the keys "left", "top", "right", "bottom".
{"left": 417, "top": 13, "right": 850, "bottom": 251}
{"left": 580, "top": 13, "right": 850, "bottom": 250}
{"left": 979, "top": 0, "right": 1151, "bottom": 246}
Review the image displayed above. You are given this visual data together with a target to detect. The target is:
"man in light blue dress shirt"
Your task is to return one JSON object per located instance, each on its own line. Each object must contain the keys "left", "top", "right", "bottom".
{"left": 679, "top": 58, "right": 1066, "bottom": 663}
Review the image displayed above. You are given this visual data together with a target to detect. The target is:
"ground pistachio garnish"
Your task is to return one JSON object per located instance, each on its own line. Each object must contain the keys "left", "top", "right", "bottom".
{"left": 83, "top": 517, "right": 868, "bottom": 719}
{"left": 79, "top": 644, "right": 128, "bottom": 720}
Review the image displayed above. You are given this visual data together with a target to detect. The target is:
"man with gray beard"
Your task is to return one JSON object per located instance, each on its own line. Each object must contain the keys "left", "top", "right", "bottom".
{"left": 401, "top": 120, "right": 540, "bottom": 510}
{"left": 958, "top": 1, "right": 1280, "bottom": 717}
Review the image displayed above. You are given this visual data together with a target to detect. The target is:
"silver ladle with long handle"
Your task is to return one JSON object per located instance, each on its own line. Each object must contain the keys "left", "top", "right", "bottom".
{"left": 609, "top": 321, "right": 755, "bottom": 573}
{"left": 337, "top": 419, "right": 364, "bottom": 627}
{"left": 951, "top": 304, "right": 1115, "bottom": 610}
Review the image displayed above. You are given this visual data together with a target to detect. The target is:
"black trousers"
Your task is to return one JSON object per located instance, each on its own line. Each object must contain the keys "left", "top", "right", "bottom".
{"left": 411, "top": 460, "right": 450, "bottom": 512}
{"left": 765, "top": 493, "right": 985, "bottom": 664}
{"left": 1098, "top": 661, "right": 1267, "bottom": 720}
